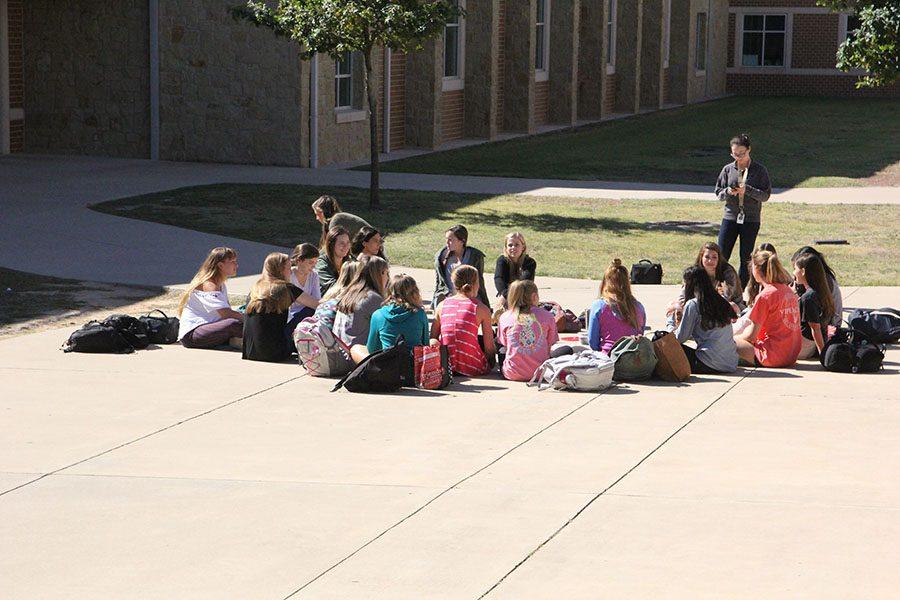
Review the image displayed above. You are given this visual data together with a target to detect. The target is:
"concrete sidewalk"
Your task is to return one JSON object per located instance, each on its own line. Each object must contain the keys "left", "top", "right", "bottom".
{"left": 1, "top": 282, "right": 897, "bottom": 598}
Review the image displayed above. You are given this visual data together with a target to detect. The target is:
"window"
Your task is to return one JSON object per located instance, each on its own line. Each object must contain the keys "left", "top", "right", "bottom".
{"left": 741, "top": 14, "right": 786, "bottom": 67}
{"left": 845, "top": 14, "right": 862, "bottom": 43}
{"left": 606, "top": 0, "right": 617, "bottom": 69}
{"left": 695, "top": 12, "right": 707, "bottom": 72}
{"left": 335, "top": 51, "right": 352, "bottom": 108}
{"left": 535, "top": 0, "right": 549, "bottom": 71}
{"left": 444, "top": 0, "right": 461, "bottom": 78}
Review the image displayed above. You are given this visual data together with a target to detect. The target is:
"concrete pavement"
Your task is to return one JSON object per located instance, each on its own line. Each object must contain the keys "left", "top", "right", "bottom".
{"left": 1, "top": 280, "right": 898, "bottom": 598}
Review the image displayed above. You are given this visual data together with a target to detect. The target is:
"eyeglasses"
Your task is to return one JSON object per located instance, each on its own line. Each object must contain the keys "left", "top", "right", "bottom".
{"left": 731, "top": 151, "right": 749, "bottom": 160}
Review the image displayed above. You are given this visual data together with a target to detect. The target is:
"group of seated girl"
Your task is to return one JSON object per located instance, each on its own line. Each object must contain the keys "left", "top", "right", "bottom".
{"left": 175, "top": 195, "right": 844, "bottom": 380}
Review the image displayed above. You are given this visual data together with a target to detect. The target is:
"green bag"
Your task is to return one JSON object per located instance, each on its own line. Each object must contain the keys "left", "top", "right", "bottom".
{"left": 609, "top": 335, "right": 658, "bottom": 381}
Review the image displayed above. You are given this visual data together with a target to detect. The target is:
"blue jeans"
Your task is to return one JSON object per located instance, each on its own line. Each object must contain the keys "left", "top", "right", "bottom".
{"left": 718, "top": 218, "right": 761, "bottom": 288}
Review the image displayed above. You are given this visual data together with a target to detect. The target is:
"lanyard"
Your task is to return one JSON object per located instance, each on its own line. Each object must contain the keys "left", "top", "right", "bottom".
{"left": 737, "top": 163, "right": 749, "bottom": 210}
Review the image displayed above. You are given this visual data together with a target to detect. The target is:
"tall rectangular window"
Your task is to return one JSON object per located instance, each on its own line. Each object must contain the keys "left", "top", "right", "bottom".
{"left": 606, "top": 0, "right": 617, "bottom": 67}
{"left": 695, "top": 12, "right": 707, "bottom": 71}
{"left": 845, "top": 14, "right": 861, "bottom": 43}
{"left": 444, "top": 0, "right": 460, "bottom": 77}
{"left": 335, "top": 51, "right": 352, "bottom": 108}
{"left": 535, "top": 0, "right": 547, "bottom": 70}
{"left": 741, "top": 14, "right": 786, "bottom": 66}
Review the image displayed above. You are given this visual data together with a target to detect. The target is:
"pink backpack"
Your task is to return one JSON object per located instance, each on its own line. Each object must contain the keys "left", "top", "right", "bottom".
{"left": 293, "top": 316, "right": 354, "bottom": 377}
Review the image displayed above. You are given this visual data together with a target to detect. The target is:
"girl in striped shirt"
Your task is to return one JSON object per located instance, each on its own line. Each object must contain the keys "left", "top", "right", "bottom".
{"left": 430, "top": 265, "right": 496, "bottom": 376}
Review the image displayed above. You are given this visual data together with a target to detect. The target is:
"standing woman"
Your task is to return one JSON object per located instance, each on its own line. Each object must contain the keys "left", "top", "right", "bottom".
{"left": 311, "top": 195, "right": 372, "bottom": 248}
{"left": 588, "top": 259, "right": 647, "bottom": 354}
{"left": 715, "top": 133, "right": 772, "bottom": 288}
{"left": 494, "top": 232, "right": 537, "bottom": 308}
{"left": 315, "top": 226, "right": 352, "bottom": 296}
{"left": 433, "top": 224, "right": 490, "bottom": 309}
{"left": 733, "top": 249, "right": 801, "bottom": 367}
{"left": 177, "top": 247, "right": 244, "bottom": 349}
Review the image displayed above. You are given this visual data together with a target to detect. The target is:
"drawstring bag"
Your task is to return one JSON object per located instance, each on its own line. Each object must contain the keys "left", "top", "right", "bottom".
{"left": 609, "top": 335, "right": 658, "bottom": 381}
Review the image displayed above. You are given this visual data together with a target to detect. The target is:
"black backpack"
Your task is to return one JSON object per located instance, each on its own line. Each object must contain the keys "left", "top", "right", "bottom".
{"left": 62, "top": 321, "right": 136, "bottom": 354}
{"left": 139, "top": 309, "right": 180, "bottom": 344}
{"left": 630, "top": 259, "right": 663, "bottom": 284}
{"left": 847, "top": 308, "right": 900, "bottom": 344}
{"left": 819, "top": 327, "right": 885, "bottom": 374}
{"left": 331, "top": 338, "right": 414, "bottom": 394}
{"left": 101, "top": 314, "right": 151, "bottom": 349}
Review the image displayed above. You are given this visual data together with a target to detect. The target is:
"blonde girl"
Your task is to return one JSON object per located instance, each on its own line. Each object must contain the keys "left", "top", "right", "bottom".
{"left": 496, "top": 280, "right": 558, "bottom": 381}
{"left": 177, "top": 247, "right": 244, "bottom": 349}
{"left": 587, "top": 259, "right": 647, "bottom": 354}
{"left": 333, "top": 255, "right": 390, "bottom": 362}
{"left": 733, "top": 249, "right": 801, "bottom": 367}
{"left": 367, "top": 274, "right": 430, "bottom": 353}
{"left": 430, "top": 264, "right": 496, "bottom": 376}
{"left": 494, "top": 232, "right": 537, "bottom": 308}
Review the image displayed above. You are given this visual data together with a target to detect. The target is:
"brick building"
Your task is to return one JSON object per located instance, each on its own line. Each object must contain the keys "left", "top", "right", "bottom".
{"left": 0, "top": 0, "right": 893, "bottom": 165}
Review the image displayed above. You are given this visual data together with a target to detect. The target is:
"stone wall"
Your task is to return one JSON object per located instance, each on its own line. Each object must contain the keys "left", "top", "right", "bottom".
{"left": 441, "top": 90, "right": 465, "bottom": 141}
{"left": 640, "top": 0, "right": 664, "bottom": 109}
{"left": 7, "top": 0, "right": 23, "bottom": 152}
{"left": 577, "top": 0, "right": 606, "bottom": 120}
{"left": 464, "top": 0, "right": 500, "bottom": 139}
{"left": 23, "top": 0, "right": 150, "bottom": 158}
{"left": 548, "top": 0, "right": 579, "bottom": 125}
{"left": 405, "top": 39, "right": 441, "bottom": 148}
{"left": 159, "top": 0, "right": 303, "bottom": 166}
{"left": 502, "top": 0, "right": 536, "bottom": 132}
{"left": 615, "top": 0, "right": 642, "bottom": 113}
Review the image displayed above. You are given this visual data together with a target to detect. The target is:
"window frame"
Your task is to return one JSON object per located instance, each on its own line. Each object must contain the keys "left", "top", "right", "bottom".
{"left": 695, "top": 12, "right": 707, "bottom": 74}
{"left": 334, "top": 51, "right": 353, "bottom": 109}
{"left": 442, "top": 0, "right": 466, "bottom": 90}
{"left": 739, "top": 12, "right": 787, "bottom": 68}
{"left": 663, "top": 0, "right": 671, "bottom": 69}
{"left": 535, "top": 0, "right": 550, "bottom": 81}
{"left": 606, "top": 0, "right": 617, "bottom": 74}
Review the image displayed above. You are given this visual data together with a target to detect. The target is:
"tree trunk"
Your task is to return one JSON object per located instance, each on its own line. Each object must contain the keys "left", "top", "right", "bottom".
{"left": 363, "top": 48, "right": 380, "bottom": 208}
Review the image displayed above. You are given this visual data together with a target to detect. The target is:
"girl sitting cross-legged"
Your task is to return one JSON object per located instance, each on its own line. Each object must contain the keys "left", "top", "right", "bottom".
{"left": 431, "top": 264, "right": 496, "bottom": 376}
{"left": 793, "top": 253, "right": 836, "bottom": 360}
{"left": 367, "top": 274, "right": 430, "bottom": 354}
{"left": 496, "top": 280, "right": 558, "bottom": 381}
{"left": 333, "top": 254, "right": 390, "bottom": 363}
{"left": 177, "top": 247, "right": 244, "bottom": 350}
{"left": 669, "top": 266, "right": 739, "bottom": 374}
{"left": 587, "top": 259, "right": 647, "bottom": 354}
{"left": 287, "top": 242, "right": 322, "bottom": 328}
{"left": 493, "top": 232, "right": 537, "bottom": 309}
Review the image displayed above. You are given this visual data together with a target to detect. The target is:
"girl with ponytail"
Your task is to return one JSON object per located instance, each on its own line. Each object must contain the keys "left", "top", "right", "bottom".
{"left": 587, "top": 259, "right": 647, "bottom": 354}
{"left": 430, "top": 264, "right": 496, "bottom": 376}
{"left": 793, "top": 253, "right": 836, "bottom": 359}
{"left": 311, "top": 195, "right": 372, "bottom": 249}
{"left": 496, "top": 280, "right": 558, "bottom": 381}
{"left": 733, "top": 249, "right": 801, "bottom": 367}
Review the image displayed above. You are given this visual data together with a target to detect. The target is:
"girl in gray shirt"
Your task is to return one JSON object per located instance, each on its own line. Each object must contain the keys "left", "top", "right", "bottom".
{"left": 670, "top": 266, "right": 739, "bottom": 374}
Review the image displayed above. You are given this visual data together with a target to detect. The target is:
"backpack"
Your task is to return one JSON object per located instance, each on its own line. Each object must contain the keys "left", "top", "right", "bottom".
{"left": 651, "top": 330, "right": 691, "bottom": 382}
{"left": 101, "top": 314, "right": 150, "bottom": 349}
{"left": 609, "top": 335, "right": 658, "bottom": 381}
{"left": 413, "top": 344, "right": 452, "bottom": 390}
{"left": 332, "top": 338, "right": 415, "bottom": 393}
{"left": 62, "top": 320, "right": 136, "bottom": 354}
{"left": 293, "top": 316, "right": 354, "bottom": 377}
{"left": 139, "top": 309, "right": 180, "bottom": 344}
{"left": 528, "top": 350, "right": 615, "bottom": 391}
{"left": 820, "top": 327, "right": 885, "bottom": 374}
{"left": 540, "top": 301, "right": 582, "bottom": 333}
{"left": 847, "top": 308, "right": 900, "bottom": 344}
{"left": 630, "top": 260, "right": 663, "bottom": 284}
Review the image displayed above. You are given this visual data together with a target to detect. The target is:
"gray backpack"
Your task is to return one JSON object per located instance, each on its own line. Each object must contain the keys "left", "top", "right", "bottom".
{"left": 609, "top": 335, "right": 658, "bottom": 381}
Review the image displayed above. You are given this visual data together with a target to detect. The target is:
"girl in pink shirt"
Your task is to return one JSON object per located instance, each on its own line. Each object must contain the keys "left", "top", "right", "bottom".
{"left": 734, "top": 248, "right": 801, "bottom": 367}
{"left": 497, "top": 280, "right": 559, "bottom": 381}
{"left": 431, "top": 265, "right": 496, "bottom": 376}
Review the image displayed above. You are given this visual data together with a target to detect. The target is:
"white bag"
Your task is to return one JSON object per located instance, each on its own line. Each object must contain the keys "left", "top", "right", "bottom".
{"left": 528, "top": 350, "right": 615, "bottom": 392}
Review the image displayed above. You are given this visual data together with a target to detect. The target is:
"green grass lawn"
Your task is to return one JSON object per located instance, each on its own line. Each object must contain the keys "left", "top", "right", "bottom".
{"left": 91, "top": 184, "right": 900, "bottom": 286}
{"left": 374, "top": 97, "right": 900, "bottom": 188}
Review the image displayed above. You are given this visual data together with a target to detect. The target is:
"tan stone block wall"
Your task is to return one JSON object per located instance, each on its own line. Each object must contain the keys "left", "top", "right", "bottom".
{"left": 23, "top": 0, "right": 150, "bottom": 158}
{"left": 159, "top": 0, "right": 304, "bottom": 166}
{"left": 604, "top": 73, "right": 617, "bottom": 114}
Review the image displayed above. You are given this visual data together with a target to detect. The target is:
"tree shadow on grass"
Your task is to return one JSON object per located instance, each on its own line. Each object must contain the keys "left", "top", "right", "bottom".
{"left": 461, "top": 210, "right": 719, "bottom": 236}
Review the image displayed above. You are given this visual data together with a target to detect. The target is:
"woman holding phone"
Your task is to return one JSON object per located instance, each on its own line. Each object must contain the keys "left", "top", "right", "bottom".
{"left": 714, "top": 133, "right": 771, "bottom": 289}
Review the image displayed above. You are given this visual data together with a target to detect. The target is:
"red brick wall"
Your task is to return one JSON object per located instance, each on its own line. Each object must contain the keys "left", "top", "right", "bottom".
{"left": 389, "top": 51, "right": 406, "bottom": 151}
{"left": 662, "top": 68, "right": 670, "bottom": 104}
{"left": 8, "top": 0, "right": 24, "bottom": 152}
{"left": 534, "top": 80, "right": 549, "bottom": 126}
{"left": 791, "top": 13, "right": 839, "bottom": 69}
{"left": 727, "top": 13, "right": 735, "bottom": 68}
{"left": 497, "top": 0, "right": 506, "bottom": 129}
{"left": 727, "top": 73, "right": 900, "bottom": 97}
{"left": 730, "top": 0, "right": 817, "bottom": 6}
{"left": 603, "top": 73, "right": 617, "bottom": 114}
{"left": 441, "top": 89, "right": 465, "bottom": 142}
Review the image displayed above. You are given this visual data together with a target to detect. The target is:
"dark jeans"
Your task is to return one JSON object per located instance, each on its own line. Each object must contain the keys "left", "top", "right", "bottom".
{"left": 718, "top": 218, "right": 761, "bottom": 288}
{"left": 681, "top": 343, "right": 723, "bottom": 375}
{"left": 181, "top": 318, "right": 243, "bottom": 349}
{"left": 285, "top": 307, "right": 315, "bottom": 349}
